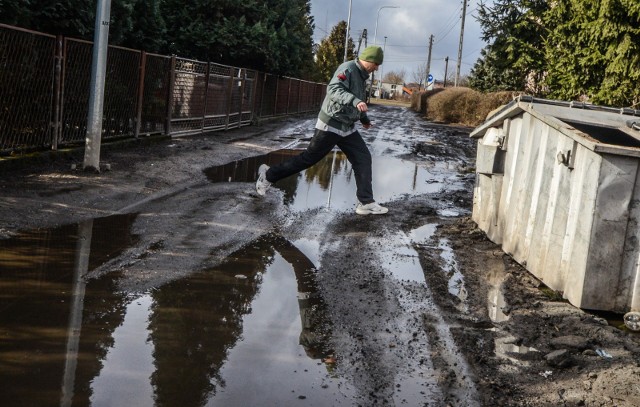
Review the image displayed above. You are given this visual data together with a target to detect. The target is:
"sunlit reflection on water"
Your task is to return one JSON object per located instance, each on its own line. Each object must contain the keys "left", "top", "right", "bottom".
{"left": 204, "top": 150, "right": 467, "bottom": 213}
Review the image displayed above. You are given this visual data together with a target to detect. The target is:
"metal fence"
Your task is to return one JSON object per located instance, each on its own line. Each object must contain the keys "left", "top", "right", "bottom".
{"left": 0, "top": 23, "right": 327, "bottom": 155}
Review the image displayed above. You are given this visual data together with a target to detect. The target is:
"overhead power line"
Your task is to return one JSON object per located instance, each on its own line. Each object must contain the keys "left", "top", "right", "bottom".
{"left": 433, "top": 8, "right": 461, "bottom": 45}
{"left": 433, "top": 6, "right": 461, "bottom": 39}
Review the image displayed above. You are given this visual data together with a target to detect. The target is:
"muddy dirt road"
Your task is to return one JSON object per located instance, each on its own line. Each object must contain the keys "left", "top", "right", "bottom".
{"left": 1, "top": 105, "right": 639, "bottom": 406}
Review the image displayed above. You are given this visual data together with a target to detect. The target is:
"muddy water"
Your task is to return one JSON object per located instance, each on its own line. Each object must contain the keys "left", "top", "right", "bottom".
{"left": 384, "top": 224, "right": 479, "bottom": 405}
{"left": 205, "top": 149, "right": 467, "bottom": 213}
{"left": 1, "top": 142, "right": 473, "bottom": 406}
{"left": 0, "top": 215, "right": 138, "bottom": 406}
{"left": 0, "top": 220, "right": 354, "bottom": 406}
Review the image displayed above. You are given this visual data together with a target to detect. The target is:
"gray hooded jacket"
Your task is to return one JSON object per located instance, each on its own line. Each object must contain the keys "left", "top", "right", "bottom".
{"left": 317, "top": 59, "right": 371, "bottom": 132}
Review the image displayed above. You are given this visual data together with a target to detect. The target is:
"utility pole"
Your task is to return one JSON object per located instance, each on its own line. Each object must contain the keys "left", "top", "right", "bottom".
{"left": 83, "top": 0, "right": 112, "bottom": 171}
{"left": 357, "top": 29, "right": 371, "bottom": 101}
{"left": 425, "top": 34, "right": 434, "bottom": 90}
{"left": 444, "top": 56, "right": 449, "bottom": 87}
{"left": 356, "top": 29, "right": 368, "bottom": 56}
{"left": 455, "top": 0, "right": 467, "bottom": 87}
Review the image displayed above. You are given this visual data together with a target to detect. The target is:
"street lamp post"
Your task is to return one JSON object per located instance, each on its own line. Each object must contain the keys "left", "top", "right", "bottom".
{"left": 373, "top": 5, "right": 399, "bottom": 46}
{"left": 343, "top": 0, "right": 353, "bottom": 62}
{"left": 371, "top": 5, "right": 398, "bottom": 100}
{"left": 378, "top": 36, "right": 387, "bottom": 97}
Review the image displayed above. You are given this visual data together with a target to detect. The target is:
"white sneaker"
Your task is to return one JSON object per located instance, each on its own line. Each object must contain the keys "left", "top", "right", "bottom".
{"left": 355, "top": 202, "right": 388, "bottom": 215}
{"left": 256, "top": 164, "right": 271, "bottom": 196}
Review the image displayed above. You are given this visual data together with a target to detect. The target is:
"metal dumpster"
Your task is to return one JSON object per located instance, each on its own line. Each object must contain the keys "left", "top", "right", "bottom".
{"left": 470, "top": 96, "right": 640, "bottom": 325}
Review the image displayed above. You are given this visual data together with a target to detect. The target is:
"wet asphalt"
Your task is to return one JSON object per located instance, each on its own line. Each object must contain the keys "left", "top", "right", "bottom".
{"left": 0, "top": 105, "right": 482, "bottom": 406}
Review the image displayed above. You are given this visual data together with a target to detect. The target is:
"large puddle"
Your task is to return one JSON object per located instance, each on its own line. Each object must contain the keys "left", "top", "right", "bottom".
{"left": 204, "top": 149, "right": 468, "bottom": 213}
{"left": 0, "top": 219, "right": 357, "bottom": 406}
{"left": 1, "top": 140, "right": 474, "bottom": 405}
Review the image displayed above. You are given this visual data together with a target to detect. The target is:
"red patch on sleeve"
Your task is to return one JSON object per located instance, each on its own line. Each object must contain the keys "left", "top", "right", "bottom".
{"left": 337, "top": 73, "right": 347, "bottom": 81}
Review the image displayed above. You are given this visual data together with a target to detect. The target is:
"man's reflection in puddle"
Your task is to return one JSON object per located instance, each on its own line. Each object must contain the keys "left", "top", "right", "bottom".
{"left": 267, "top": 234, "right": 333, "bottom": 363}
{"left": 147, "top": 232, "right": 334, "bottom": 405}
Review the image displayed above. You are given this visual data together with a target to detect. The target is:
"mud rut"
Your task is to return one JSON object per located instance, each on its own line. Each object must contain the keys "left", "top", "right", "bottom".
{"left": 109, "top": 106, "right": 480, "bottom": 406}
{"left": 2, "top": 104, "right": 639, "bottom": 406}
{"left": 268, "top": 108, "right": 483, "bottom": 406}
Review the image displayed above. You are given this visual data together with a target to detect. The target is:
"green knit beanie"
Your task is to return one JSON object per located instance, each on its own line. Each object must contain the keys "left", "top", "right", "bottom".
{"left": 359, "top": 46, "right": 384, "bottom": 65}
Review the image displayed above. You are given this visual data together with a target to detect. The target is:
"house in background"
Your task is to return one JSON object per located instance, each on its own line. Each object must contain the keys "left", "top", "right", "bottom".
{"left": 373, "top": 80, "right": 403, "bottom": 99}
{"left": 372, "top": 80, "right": 447, "bottom": 100}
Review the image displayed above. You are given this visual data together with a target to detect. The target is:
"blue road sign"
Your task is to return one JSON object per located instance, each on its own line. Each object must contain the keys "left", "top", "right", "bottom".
{"left": 427, "top": 74, "right": 434, "bottom": 83}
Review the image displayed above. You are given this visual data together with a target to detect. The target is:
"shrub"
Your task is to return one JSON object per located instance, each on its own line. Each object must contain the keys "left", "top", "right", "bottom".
{"left": 410, "top": 89, "right": 445, "bottom": 114}
{"left": 417, "top": 88, "right": 517, "bottom": 127}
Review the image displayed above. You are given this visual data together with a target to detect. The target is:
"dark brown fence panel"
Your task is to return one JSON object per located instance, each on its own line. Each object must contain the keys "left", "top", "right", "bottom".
{"left": 308, "top": 81, "right": 320, "bottom": 112}
{"left": 170, "top": 58, "right": 207, "bottom": 135}
{"left": 259, "top": 74, "right": 278, "bottom": 118}
{"left": 315, "top": 83, "right": 326, "bottom": 109}
{"left": 288, "top": 79, "right": 301, "bottom": 115}
{"left": 298, "top": 81, "right": 309, "bottom": 113}
{"left": 252, "top": 72, "right": 265, "bottom": 119}
{"left": 102, "top": 46, "right": 140, "bottom": 140}
{"left": 300, "top": 81, "right": 315, "bottom": 113}
{"left": 242, "top": 70, "right": 256, "bottom": 126}
{"left": 203, "top": 63, "right": 231, "bottom": 131}
{"left": 0, "top": 25, "right": 56, "bottom": 153}
{"left": 226, "top": 67, "right": 244, "bottom": 129}
{"left": 275, "top": 77, "right": 290, "bottom": 116}
{"left": 60, "top": 38, "right": 92, "bottom": 145}
{"left": 240, "top": 69, "right": 259, "bottom": 126}
{"left": 140, "top": 53, "right": 170, "bottom": 135}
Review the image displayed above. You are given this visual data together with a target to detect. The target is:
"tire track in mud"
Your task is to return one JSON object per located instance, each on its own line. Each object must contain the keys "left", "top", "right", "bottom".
{"left": 283, "top": 201, "right": 480, "bottom": 406}
{"left": 270, "top": 105, "right": 481, "bottom": 406}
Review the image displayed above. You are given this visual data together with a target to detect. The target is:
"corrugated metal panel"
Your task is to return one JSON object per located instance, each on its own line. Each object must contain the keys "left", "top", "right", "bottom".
{"left": 472, "top": 97, "right": 640, "bottom": 315}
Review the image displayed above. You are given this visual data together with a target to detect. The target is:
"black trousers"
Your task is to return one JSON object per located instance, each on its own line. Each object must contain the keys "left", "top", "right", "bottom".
{"left": 266, "top": 128, "right": 374, "bottom": 204}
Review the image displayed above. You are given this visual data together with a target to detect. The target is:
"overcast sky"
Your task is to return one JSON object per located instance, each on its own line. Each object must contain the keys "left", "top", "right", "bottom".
{"left": 309, "top": 0, "right": 490, "bottom": 84}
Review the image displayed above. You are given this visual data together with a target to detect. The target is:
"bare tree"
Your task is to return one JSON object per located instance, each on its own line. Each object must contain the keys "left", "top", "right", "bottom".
{"left": 445, "top": 70, "right": 457, "bottom": 87}
{"left": 411, "top": 62, "right": 427, "bottom": 90}
{"left": 455, "top": 74, "right": 470, "bottom": 88}
{"left": 383, "top": 68, "right": 406, "bottom": 84}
